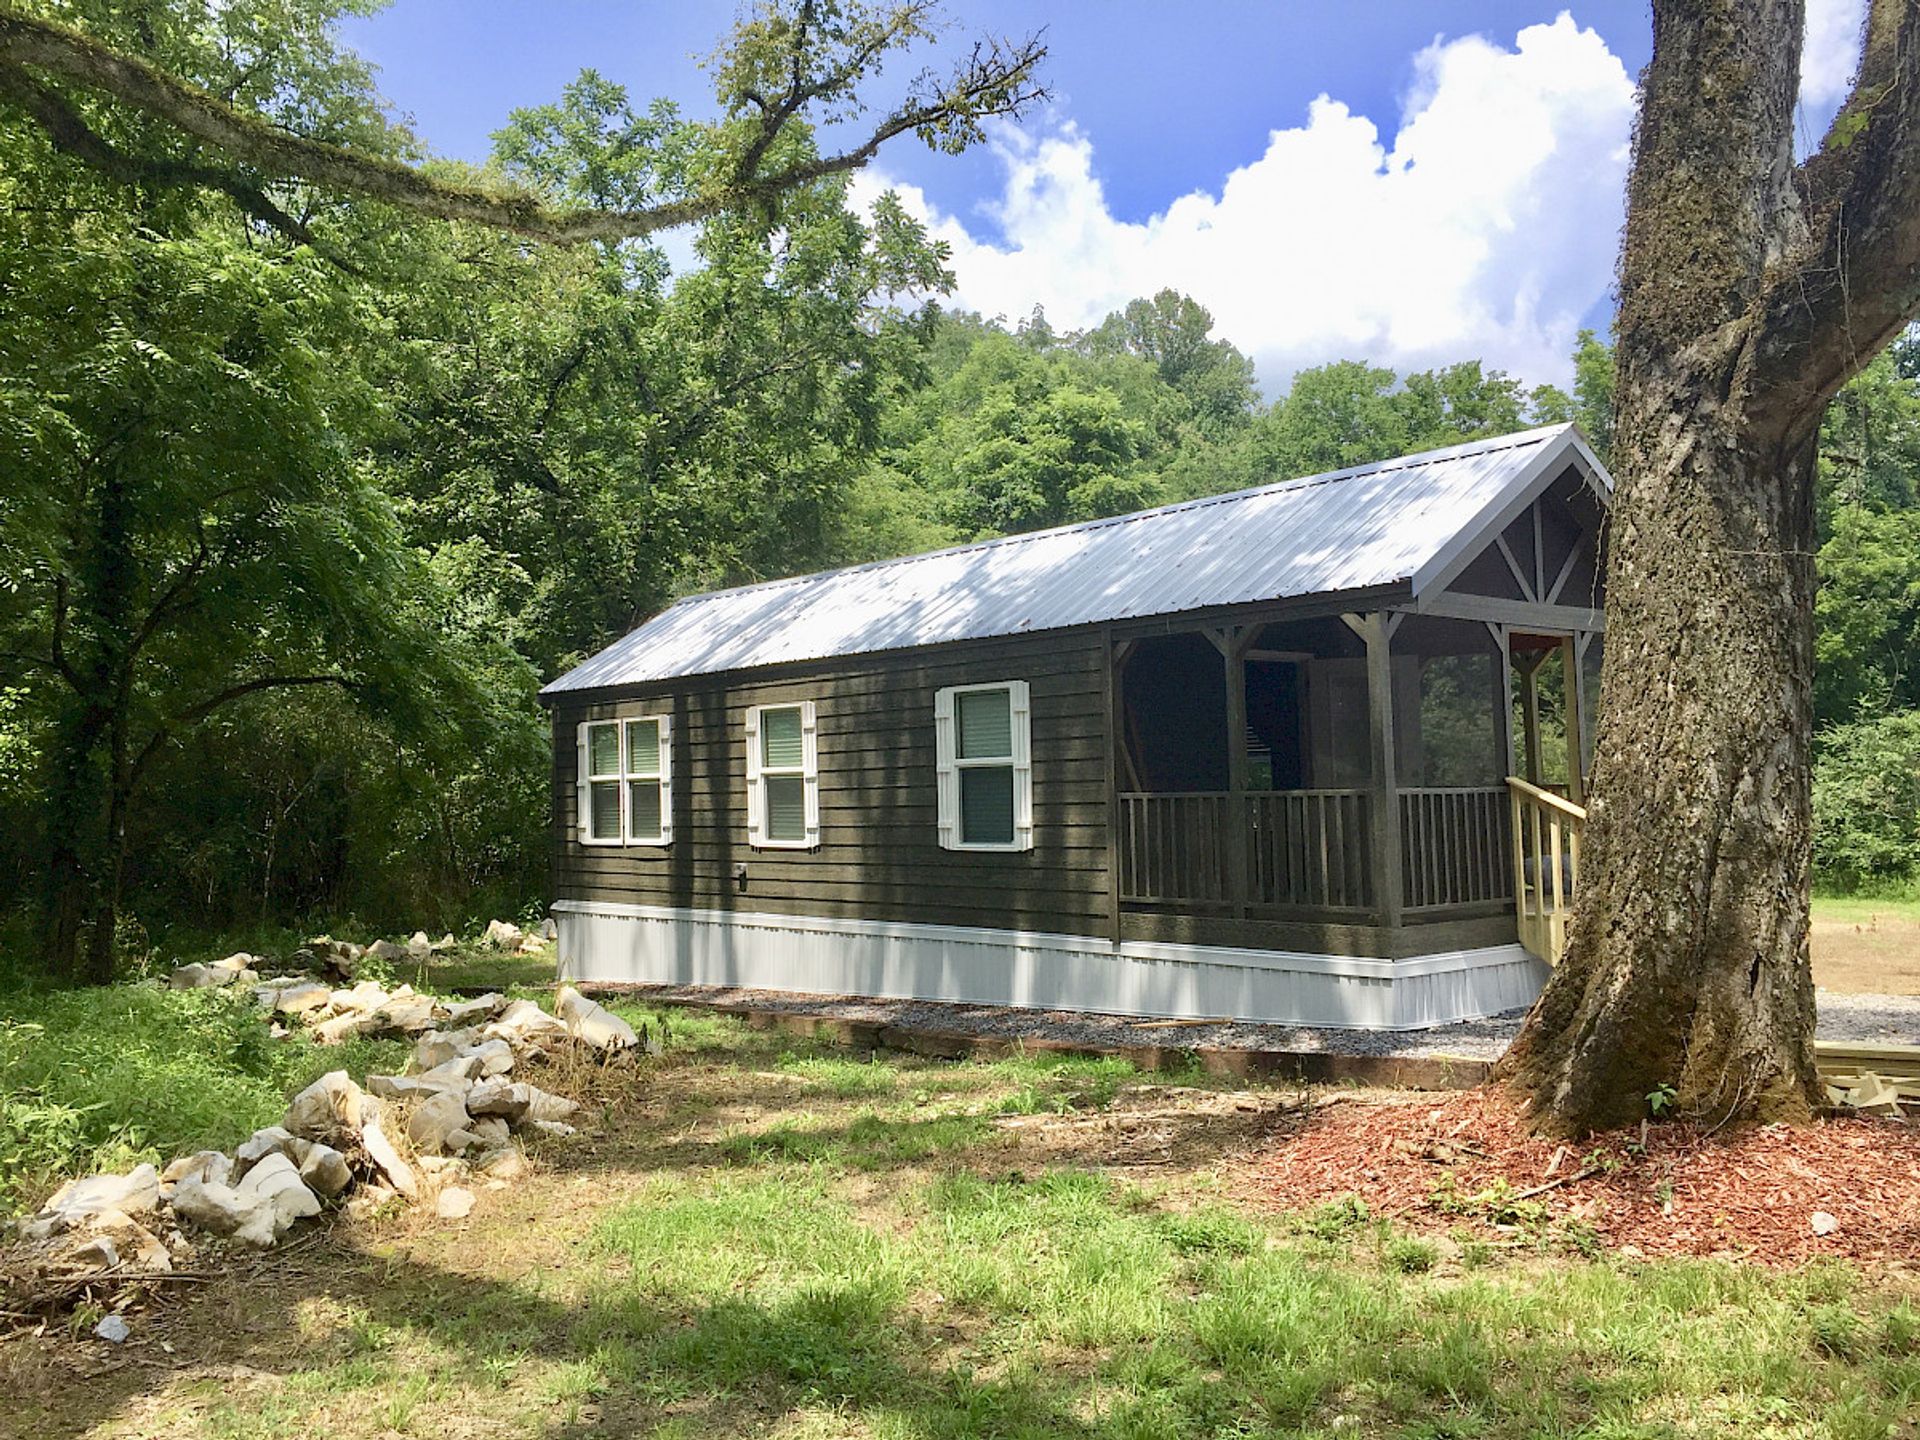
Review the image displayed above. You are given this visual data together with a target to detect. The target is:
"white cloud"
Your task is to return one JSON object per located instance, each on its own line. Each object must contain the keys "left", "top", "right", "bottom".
{"left": 851, "top": 8, "right": 1867, "bottom": 394}
{"left": 1801, "top": 0, "right": 1866, "bottom": 110}
{"left": 855, "top": 14, "right": 1637, "bottom": 392}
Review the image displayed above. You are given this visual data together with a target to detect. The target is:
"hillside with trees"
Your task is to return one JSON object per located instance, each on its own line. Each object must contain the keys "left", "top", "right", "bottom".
{"left": 2, "top": 0, "right": 1917, "bottom": 981}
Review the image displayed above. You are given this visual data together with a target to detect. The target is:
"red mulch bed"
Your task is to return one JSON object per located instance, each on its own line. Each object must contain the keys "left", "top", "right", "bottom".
{"left": 1250, "top": 1088, "right": 1920, "bottom": 1266}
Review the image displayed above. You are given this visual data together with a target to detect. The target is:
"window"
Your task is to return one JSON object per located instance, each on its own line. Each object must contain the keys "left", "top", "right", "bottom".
{"left": 935, "top": 681, "right": 1033, "bottom": 851}
{"left": 746, "top": 701, "right": 818, "bottom": 848}
{"left": 576, "top": 716, "right": 673, "bottom": 846}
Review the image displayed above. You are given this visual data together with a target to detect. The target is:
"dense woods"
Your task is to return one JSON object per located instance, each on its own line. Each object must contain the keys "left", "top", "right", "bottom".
{"left": 2, "top": 0, "right": 1917, "bottom": 982}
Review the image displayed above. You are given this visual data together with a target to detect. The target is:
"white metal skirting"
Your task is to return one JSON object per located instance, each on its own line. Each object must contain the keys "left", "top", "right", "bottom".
{"left": 551, "top": 900, "right": 1549, "bottom": 1032}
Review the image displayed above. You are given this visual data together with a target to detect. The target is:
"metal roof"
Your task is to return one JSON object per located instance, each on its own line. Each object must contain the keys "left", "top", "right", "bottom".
{"left": 543, "top": 424, "right": 1605, "bottom": 694}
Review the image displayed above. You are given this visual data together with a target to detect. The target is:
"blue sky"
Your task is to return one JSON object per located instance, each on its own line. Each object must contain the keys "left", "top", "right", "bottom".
{"left": 340, "top": 2, "right": 1864, "bottom": 390}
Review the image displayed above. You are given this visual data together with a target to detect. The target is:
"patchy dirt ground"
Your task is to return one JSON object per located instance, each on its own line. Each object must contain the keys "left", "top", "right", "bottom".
{"left": 1247, "top": 1087, "right": 1920, "bottom": 1267}
{"left": 1814, "top": 900, "right": 1920, "bottom": 996}
{"left": 8, "top": 1009, "right": 1920, "bottom": 1440}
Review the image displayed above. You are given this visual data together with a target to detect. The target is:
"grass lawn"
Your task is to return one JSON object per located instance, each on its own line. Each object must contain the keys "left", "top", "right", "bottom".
{"left": 1811, "top": 893, "right": 1920, "bottom": 995}
{"left": 6, "top": 1001, "right": 1917, "bottom": 1440}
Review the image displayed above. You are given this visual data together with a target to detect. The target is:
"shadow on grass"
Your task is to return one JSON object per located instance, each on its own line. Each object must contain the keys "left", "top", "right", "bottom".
{"left": 10, "top": 1022, "right": 1919, "bottom": 1440}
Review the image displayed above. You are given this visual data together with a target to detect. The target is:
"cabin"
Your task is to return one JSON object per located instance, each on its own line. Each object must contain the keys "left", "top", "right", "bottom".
{"left": 539, "top": 424, "right": 1609, "bottom": 1030}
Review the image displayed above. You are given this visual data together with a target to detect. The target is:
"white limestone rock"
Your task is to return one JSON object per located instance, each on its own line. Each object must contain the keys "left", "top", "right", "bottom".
{"left": 378, "top": 995, "right": 439, "bottom": 1034}
{"left": 523, "top": 1085, "right": 580, "bottom": 1124}
{"left": 312, "top": 1010, "right": 386, "bottom": 1045}
{"left": 441, "top": 994, "right": 506, "bottom": 1027}
{"left": 366, "top": 1071, "right": 470, "bottom": 1101}
{"left": 170, "top": 1174, "right": 265, "bottom": 1242}
{"left": 468, "top": 1038, "right": 516, "bottom": 1076}
{"left": 407, "top": 1091, "right": 473, "bottom": 1154}
{"left": 20, "top": 1164, "right": 161, "bottom": 1240}
{"left": 282, "top": 1071, "right": 366, "bottom": 1142}
{"left": 482, "top": 999, "right": 567, "bottom": 1045}
{"left": 555, "top": 986, "right": 638, "bottom": 1051}
{"left": 270, "top": 981, "right": 332, "bottom": 1015}
{"left": 298, "top": 1142, "right": 353, "bottom": 1197}
{"left": 465, "top": 1081, "right": 530, "bottom": 1122}
{"left": 361, "top": 1115, "right": 419, "bottom": 1201}
{"left": 434, "top": 1186, "right": 475, "bottom": 1220}
{"left": 160, "top": 1151, "right": 232, "bottom": 1194}
{"left": 236, "top": 1126, "right": 299, "bottom": 1169}
{"left": 483, "top": 919, "right": 525, "bottom": 950}
{"left": 367, "top": 938, "right": 409, "bottom": 963}
{"left": 331, "top": 979, "right": 394, "bottom": 1013}
{"left": 231, "top": 1152, "right": 321, "bottom": 1246}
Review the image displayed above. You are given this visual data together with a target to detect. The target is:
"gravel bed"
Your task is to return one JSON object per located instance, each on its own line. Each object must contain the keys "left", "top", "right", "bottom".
{"left": 616, "top": 982, "right": 1920, "bottom": 1062}
{"left": 1813, "top": 989, "right": 1920, "bottom": 1046}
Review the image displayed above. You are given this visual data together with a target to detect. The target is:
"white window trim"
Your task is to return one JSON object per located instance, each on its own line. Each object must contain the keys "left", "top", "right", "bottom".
{"left": 745, "top": 701, "right": 819, "bottom": 850}
{"left": 934, "top": 680, "right": 1033, "bottom": 853}
{"left": 575, "top": 715, "right": 674, "bottom": 848}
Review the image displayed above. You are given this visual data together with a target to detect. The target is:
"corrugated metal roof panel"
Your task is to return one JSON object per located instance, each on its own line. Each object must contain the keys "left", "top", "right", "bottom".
{"left": 544, "top": 424, "right": 1590, "bottom": 693}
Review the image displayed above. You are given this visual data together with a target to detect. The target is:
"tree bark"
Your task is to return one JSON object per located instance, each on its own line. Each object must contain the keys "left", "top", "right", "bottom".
{"left": 1503, "top": 0, "right": 1920, "bottom": 1133}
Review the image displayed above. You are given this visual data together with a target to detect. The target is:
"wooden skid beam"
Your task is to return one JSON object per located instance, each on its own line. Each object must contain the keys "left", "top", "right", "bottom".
{"left": 590, "top": 989, "right": 1492, "bottom": 1091}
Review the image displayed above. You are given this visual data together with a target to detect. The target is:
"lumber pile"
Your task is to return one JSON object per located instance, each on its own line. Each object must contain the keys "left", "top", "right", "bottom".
{"left": 1815, "top": 1041, "right": 1920, "bottom": 1116}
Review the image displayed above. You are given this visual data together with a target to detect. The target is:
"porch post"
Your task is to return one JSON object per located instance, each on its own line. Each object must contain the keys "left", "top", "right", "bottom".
{"left": 1103, "top": 628, "right": 1124, "bottom": 944}
{"left": 1519, "top": 651, "right": 1545, "bottom": 787}
{"left": 1359, "top": 612, "right": 1404, "bottom": 928}
{"left": 1221, "top": 625, "right": 1252, "bottom": 918}
{"left": 1563, "top": 634, "right": 1587, "bottom": 804}
{"left": 1487, "top": 622, "right": 1514, "bottom": 780}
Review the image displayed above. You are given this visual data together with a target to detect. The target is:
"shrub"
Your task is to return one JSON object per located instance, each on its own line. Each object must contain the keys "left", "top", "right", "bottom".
{"left": 1813, "top": 711, "right": 1920, "bottom": 887}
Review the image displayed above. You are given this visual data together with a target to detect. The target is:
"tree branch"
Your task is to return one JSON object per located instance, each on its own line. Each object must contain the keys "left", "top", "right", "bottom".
{"left": 0, "top": 57, "right": 320, "bottom": 247}
{"left": 0, "top": 7, "right": 1047, "bottom": 245}
{"left": 128, "top": 673, "right": 354, "bottom": 792}
{"left": 1751, "top": 0, "right": 1920, "bottom": 424}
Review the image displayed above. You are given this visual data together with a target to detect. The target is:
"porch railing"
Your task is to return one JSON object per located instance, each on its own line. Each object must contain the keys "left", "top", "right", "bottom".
{"left": 1399, "top": 787, "right": 1513, "bottom": 911}
{"left": 1116, "top": 791, "right": 1235, "bottom": 907}
{"left": 1120, "top": 787, "right": 1512, "bottom": 918}
{"left": 1508, "top": 776, "right": 1586, "bottom": 964}
{"left": 1246, "top": 789, "right": 1372, "bottom": 911}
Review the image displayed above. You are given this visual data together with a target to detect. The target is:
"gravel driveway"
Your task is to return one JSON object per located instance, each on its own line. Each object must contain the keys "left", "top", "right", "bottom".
{"left": 619, "top": 983, "right": 1920, "bottom": 1062}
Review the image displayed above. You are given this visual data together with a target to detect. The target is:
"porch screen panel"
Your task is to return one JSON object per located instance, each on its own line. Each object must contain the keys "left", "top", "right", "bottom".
{"left": 1390, "top": 613, "right": 1514, "bottom": 909}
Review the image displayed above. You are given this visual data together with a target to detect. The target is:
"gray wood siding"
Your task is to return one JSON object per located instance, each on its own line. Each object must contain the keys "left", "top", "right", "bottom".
{"left": 550, "top": 631, "right": 1113, "bottom": 936}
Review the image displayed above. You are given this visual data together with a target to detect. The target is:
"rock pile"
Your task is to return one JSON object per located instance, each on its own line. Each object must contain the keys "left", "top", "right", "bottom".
{"left": 5, "top": 961, "right": 643, "bottom": 1323}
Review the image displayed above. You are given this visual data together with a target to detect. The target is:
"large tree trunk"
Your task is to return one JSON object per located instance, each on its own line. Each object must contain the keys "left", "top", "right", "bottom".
{"left": 1502, "top": 404, "right": 1823, "bottom": 1131}
{"left": 1503, "top": 0, "right": 1920, "bottom": 1134}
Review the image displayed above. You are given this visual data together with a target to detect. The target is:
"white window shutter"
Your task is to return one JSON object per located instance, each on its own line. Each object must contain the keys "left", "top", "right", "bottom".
{"left": 656, "top": 714, "right": 675, "bottom": 846}
{"left": 801, "top": 700, "right": 820, "bottom": 847}
{"left": 1009, "top": 680, "right": 1034, "bottom": 851}
{"left": 575, "top": 721, "right": 592, "bottom": 842}
{"left": 744, "top": 705, "right": 764, "bottom": 845}
{"left": 933, "top": 686, "right": 958, "bottom": 850}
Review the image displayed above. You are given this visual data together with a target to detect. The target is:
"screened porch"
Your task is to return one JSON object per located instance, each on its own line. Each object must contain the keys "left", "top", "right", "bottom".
{"left": 1111, "top": 611, "right": 1598, "bottom": 932}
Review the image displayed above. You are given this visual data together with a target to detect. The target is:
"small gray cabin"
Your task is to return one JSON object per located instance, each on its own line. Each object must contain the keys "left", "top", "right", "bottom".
{"left": 539, "top": 424, "right": 1609, "bottom": 1030}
